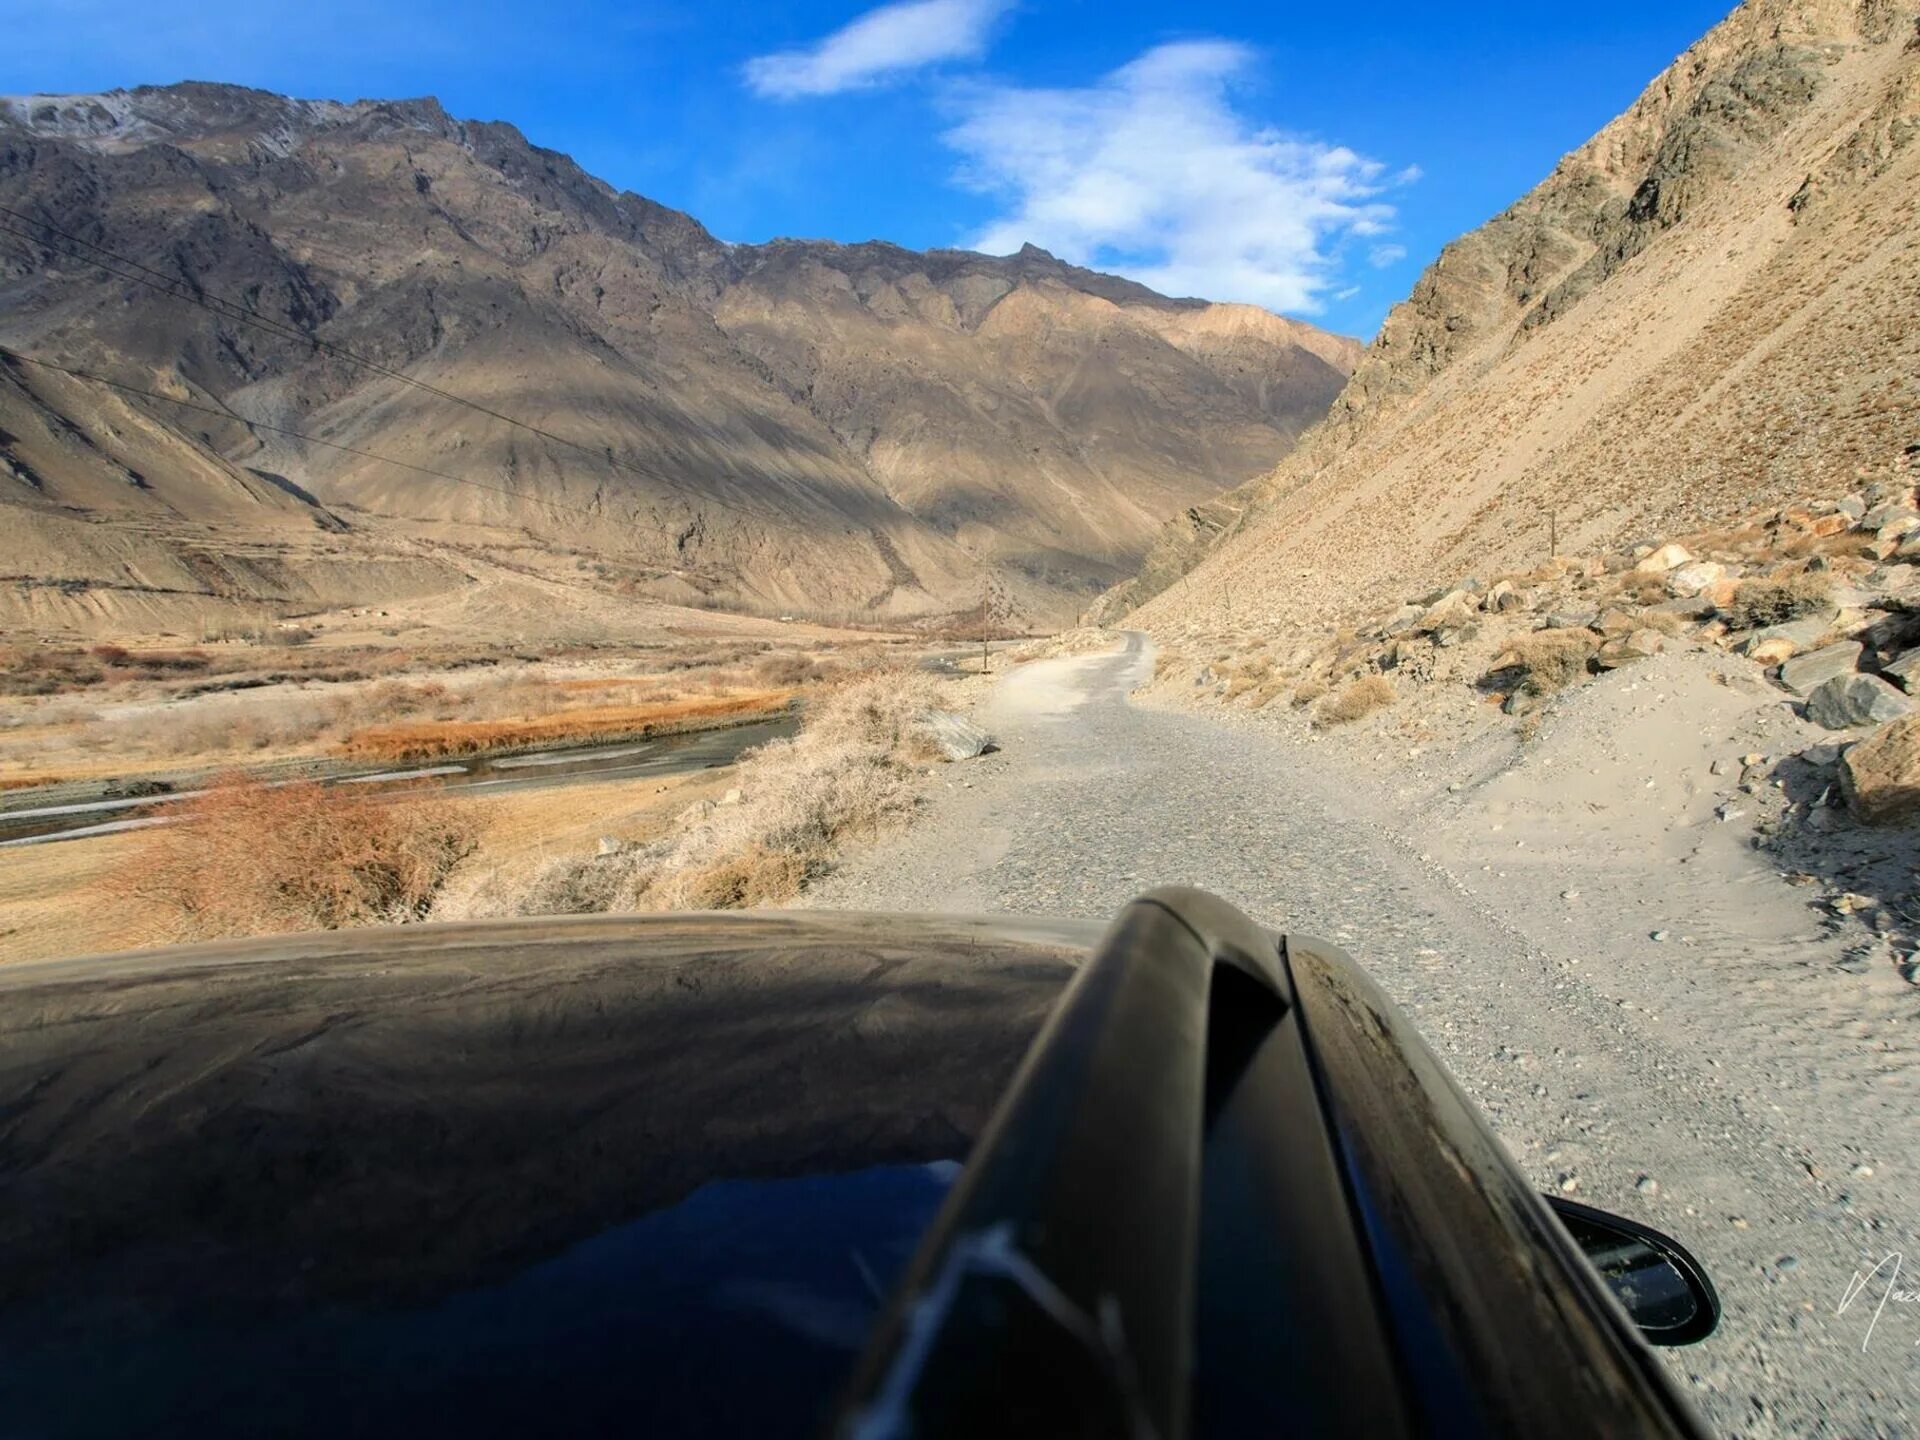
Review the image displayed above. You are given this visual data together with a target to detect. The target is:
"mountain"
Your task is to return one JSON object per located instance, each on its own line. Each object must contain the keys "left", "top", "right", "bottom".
{"left": 1104, "top": 0, "right": 1919, "bottom": 634}
{"left": 0, "top": 84, "right": 1359, "bottom": 636}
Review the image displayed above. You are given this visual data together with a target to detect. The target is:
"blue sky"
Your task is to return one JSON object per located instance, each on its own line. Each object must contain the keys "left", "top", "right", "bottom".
{"left": 1, "top": 0, "right": 1738, "bottom": 337}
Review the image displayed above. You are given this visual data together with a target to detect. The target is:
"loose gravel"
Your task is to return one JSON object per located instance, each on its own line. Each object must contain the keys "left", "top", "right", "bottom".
{"left": 806, "top": 633, "right": 1920, "bottom": 1437}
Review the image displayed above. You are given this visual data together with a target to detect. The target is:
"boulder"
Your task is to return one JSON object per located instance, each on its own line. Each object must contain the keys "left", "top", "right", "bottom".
{"left": 1806, "top": 673, "right": 1913, "bottom": 730}
{"left": 918, "top": 710, "right": 995, "bottom": 760}
{"left": 1805, "top": 513, "right": 1851, "bottom": 538}
{"left": 1882, "top": 648, "right": 1920, "bottom": 692}
{"left": 1666, "top": 561, "right": 1727, "bottom": 597}
{"left": 1862, "top": 503, "right": 1920, "bottom": 532}
{"left": 1777, "top": 640, "right": 1863, "bottom": 695}
{"left": 1731, "top": 610, "right": 1839, "bottom": 658}
{"left": 1483, "top": 580, "right": 1527, "bottom": 613}
{"left": 1841, "top": 714, "right": 1920, "bottom": 823}
{"left": 1634, "top": 543, "right": 1694, "bottom": 573}
{"left": 1596, "top": 629, "right": 1664, "bottom": 668}
{"left": 1417, "top": 591, "right": 1477, "bottom": 633}
{"left": 1382, "top": 604, "right": 1424, "bottom": 637}
{"left": 1880, "top": 516, "right": 1920, "bottom": 544}
{"left": 1543, "top": 611, "right": 1597, "bottom": 630}
{"left": 1594, "top": 607, "right": 1640, "bottom": 636}
{"left": 1746, "top": 636, "right": 1799, "bottom": 666}
{"left": 1837, "top": 493, "right": 1868, "bottom": 521}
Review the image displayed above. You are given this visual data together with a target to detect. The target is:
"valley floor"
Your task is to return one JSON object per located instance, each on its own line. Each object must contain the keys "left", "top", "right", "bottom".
{"left": 805, "top": 632, "right": 1920, "bottom": 1438}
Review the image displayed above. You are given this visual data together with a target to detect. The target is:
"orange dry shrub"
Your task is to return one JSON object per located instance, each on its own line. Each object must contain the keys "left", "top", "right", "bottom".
{"left": 111, "top": 775, "right": 478, "bottom": 940}
{"left": 338, "top": 692, "right": 791, "bottom": 762}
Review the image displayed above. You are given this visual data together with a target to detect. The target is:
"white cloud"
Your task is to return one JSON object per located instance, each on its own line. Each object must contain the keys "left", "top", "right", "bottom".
{"left": 745, "top": 0, "right": 1009, "bottom": 100}
{"left": 1368, "top": 243, "right": 1406, "bottom": 268}
{"left": 945, "top": 41, "right": 1399, "bottom": 312}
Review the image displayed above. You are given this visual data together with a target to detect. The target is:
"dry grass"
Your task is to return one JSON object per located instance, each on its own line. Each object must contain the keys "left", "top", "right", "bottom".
{"left": 1605, "top": 571, "right": 1672, "bottom": 606}
{"left": 492, "top": 669, "right": 951, "bottom": 916}
{"left": 1634, "top": 609, "right": 1688, "bottom": 636}
{"left": 1290, "top": 677, "right": 1329, "bottom": 708}
{"left": 1721, "top": 572, "right": 1834, "bottom": 629}
{"left": 1494, "top": 631, "right": 1598, "bottom": 696}
{"left": 338, "top": 691, "right": 790, "bottom": 761}
{"left": 1314, "top": 675, "right": 1395, "bottom": 728}
{"left": 109, "top": 776, "right": 478, "bottom": 941}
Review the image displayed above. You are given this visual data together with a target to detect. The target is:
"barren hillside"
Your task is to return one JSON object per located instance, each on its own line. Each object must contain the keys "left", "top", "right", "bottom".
{"left": 1111, "top": 0, "right": 1918, "bottom": 635}
{"left": 0, "top": 85, "right": 1357, "bottom": 637}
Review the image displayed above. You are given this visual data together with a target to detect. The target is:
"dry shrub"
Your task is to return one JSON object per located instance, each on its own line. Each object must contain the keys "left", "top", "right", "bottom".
{"left": 113, "top": 776, "right": 478, "bottom": 940}
{"left": 1224, "top": 657, "right": 1273, "bottom": 700}
{"left": 754, "top": 653, "right": 821, "bottom": 686}
{"left": 1497, "top": 632, "right": 1596, "bottom": 696}
{"left": 1609, "top": 572, "right": 1670, "bottom": 605}
{"left": 499, "top": 669, "right": 948, "bottom": 916}
{"left": 1248, "top": 676, "right": 1289, "bottom": 709}
{"left": 339, "top": 692, "right": 788, "bottom": 761}
{"left": 1314, "top": 675, "right": 1395, "bottom": 728}
{"left": 1634, "top": 608, "right": 1687, "bottom": 636}
{"left": 1722, "top": 572, "right": 1833, "bottom": 629}
{"left": 1290, "top": 677, "right": 1329, "bottom": 708}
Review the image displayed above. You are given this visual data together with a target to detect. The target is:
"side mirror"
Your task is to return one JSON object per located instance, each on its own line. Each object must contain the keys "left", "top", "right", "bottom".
{"left": 1546, "top": 1196, "right": 1721, "bottom": 1346}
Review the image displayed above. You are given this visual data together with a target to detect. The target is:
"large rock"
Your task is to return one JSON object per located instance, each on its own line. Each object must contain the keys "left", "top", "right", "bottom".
{"left": 1879, "top": 515, "right": 1920, "bottom": 544}
{"left": 1635, "top": 543, "right": 1694, "bottom": 573}
{"left": 917, "top": 710, "right": 994, "bottom": 760}
{"left": 1841, "top": 715, "right": 1920, "bottom": 822}
{"left": 1861, "top": 503, "right": 1920, "bottom": 532}
{"left": 1730, "top": 611, "right": 1840, "bottom": 657}
{"left": 1746, "top": 636, "right": 1799, "bottom": 666}
{"left": 1806, "top": 673, "right": 1913, "bottom": 730}
{"left": 1667, "top": 561, "right": 1727, "bottom": 596}
{"left": 1595, "top": 629, "right": 1664, "bottom": 668}
{"left": 1882, "top": 648, "right": 1920, "bottom": 692}
{"left": 1776, "top": 639, "right": 1862, "bottom": 694}
{"left": 1417, "top": 590, "right": 1477, "bottom": 632}
{"left": 1382, "top": 604, "right": 1424, "bottom": 636}
{"left": 1483, "top": 580, "right": 1527, "bottom": 613}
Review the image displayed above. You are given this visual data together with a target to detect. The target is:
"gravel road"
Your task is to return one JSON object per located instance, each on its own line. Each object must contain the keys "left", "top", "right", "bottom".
{"left": 806, "top": 632, "right": 1920, "bottom": 1437}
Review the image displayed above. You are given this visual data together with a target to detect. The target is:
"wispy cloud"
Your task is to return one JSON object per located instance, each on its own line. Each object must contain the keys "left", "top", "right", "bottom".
{"left": 945, "top": 41, "right": 1404, "bottom": 313}
{"left": 745, "top": 0, "right": 1009, "bottom": 100}
{"left": 1368, "top": 243, "right": 1406, "bottom": 268}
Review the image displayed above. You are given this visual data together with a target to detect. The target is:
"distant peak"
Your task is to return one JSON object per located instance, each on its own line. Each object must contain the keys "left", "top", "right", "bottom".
{"left": 1015, "top": 242, "right": 1057, "bottom": 261}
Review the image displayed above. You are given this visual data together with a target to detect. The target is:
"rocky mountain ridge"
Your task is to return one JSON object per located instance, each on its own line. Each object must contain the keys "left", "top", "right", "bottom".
{"left": 1101, "top": 0, "right": 1919, "bottom": 629}
{"left": 0, "top": 82, "right": 1358, "bottom": 636}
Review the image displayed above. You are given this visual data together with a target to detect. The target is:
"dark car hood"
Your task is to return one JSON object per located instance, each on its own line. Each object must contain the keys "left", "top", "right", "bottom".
{"left": 0, "top": 911, "right": 1093, "bottom": 1438}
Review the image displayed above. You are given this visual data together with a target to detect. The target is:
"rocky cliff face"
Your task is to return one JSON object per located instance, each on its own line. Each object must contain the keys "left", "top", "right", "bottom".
{"left": 1106, "top": 0, "right": 1920, "bottom": 630}
{"left": 0, "top": 84, "right": 1357, "bottom": 630}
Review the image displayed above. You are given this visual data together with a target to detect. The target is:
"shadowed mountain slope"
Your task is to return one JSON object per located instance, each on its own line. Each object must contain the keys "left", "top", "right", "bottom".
{"left": 0, "top": 84, "right": 1358, "bottom": 634}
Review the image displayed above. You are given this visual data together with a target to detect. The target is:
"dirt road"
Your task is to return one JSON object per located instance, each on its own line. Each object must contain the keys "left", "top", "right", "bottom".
{"left": 805, "top": 632, "right": 1920, "bottom": 1438}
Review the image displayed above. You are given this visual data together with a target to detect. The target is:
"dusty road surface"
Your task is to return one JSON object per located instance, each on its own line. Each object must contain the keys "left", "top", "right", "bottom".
{"left": 807, "top": 632, "right": 1920, "bottom": 1438}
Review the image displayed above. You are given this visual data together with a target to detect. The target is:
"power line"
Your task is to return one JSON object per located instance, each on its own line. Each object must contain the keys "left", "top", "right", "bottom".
{"left": 0, "top": 202, "right": 680, "bottom": 489}
{"left": 0, "top": 343, "right": 624, "bottom": 524}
